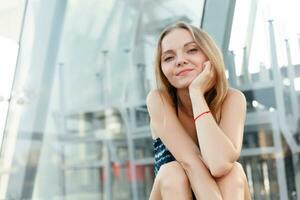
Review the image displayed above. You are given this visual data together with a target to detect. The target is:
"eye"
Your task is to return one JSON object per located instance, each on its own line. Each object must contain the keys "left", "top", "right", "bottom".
{"left": 188, "top": 48, "right": 198, "bottom": 53}
{"left": 163, "top": 56, "right": 174, "bottom": 62}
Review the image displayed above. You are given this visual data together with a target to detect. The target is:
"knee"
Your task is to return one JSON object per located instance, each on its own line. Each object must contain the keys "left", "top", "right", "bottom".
{"left": 226, "top": 162, "right": 246, "bottom": 188}
{"left": 216, "top": 162, "right": 247, "bottom": 200}
{"left": 157, "top": 161, "right": 190, "bottom": 191}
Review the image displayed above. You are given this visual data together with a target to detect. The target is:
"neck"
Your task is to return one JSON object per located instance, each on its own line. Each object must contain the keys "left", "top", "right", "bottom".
{"left": 176, "top": 88, "right": 194, "bottom": 117}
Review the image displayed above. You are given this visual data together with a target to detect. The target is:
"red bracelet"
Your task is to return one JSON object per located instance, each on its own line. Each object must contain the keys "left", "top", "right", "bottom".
{"left": 194, "top": 110, "right": 211, "bottom": 121}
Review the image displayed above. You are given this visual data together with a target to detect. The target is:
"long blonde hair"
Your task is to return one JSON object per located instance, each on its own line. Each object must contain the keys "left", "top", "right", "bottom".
{"left": 154, "top": 21, "right": 228, "bottom": 123}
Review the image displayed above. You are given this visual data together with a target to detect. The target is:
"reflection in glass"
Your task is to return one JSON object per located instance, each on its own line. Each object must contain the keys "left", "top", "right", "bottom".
{"left": 0, "top": 0, "right": 205, "bottom": 199}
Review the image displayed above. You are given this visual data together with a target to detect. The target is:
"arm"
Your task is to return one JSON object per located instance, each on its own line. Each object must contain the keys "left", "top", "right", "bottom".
{"left": 147, "top": 89, "right": 222, "bottom": 199}
{"left": 189, "top": 88, "right": 247, "bottom": 178}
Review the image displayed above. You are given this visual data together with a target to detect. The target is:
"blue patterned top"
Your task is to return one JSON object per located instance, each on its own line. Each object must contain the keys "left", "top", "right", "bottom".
{"left": 152, "top": 137, "right": 196, "bottom": 199}
{"left": 153, "top": 137, "right": 176, "bottom": 175}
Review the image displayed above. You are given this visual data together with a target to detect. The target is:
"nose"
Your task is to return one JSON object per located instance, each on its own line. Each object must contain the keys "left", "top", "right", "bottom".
{"left": 175, "top": 53, "right": 187, "bottom": 67}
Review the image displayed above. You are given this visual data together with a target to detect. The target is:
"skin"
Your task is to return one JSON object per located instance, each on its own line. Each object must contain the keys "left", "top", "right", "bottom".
{"left": 147, "top": 28, "right": 251, "bottom": 199}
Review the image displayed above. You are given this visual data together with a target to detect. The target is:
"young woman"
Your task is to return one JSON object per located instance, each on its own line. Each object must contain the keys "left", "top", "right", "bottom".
{"left": 147, "top": 22, "right": 251, "bottom": 199}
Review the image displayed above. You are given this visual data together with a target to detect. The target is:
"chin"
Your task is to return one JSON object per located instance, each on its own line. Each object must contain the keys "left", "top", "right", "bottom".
{"left": 174, "top": 82, "right": 192, "bottom": 89}
{"left": 170, "top": 77, "right": 194, "bottom": 89}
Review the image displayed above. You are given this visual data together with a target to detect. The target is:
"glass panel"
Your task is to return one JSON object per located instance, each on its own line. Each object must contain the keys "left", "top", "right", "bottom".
{"left": 243, "top": 123, "right": 274, "bottom": 148}
{"left": 6, "top": 0, "right": 300, "bottom": 199}
{"left": 0, "top": 0, "right": 25, "bottom": 41}
{"left": 64, "top": 168, "right": 103, "bottom": 200}
{"left": 240, "top": 156, "right": 280, "bottom": 200}
{"left": 243, "top": 88, "right": 276, "bottom": 112}
{"left": 134, "top": 105, "right": 149, "bottom": 128}
{"left": 0, "top": 102, "right": 8, "bottom": 149}
{"left": 0, "top": 1, "right": 26, "bottom": 198}
{"left": 230, "top": 0, "right": 300, "bottom": 199}
{"left": 0, "top": 0, "right": 24, "bottom": 150}
{"left": 136, "top": 164, "right": 155, "bottom": 200}
{"left": 134, "top": 138, "right": 153, "bottom": 160}
{"left": 0, "top": 0, "right": 205, "bottom": 199}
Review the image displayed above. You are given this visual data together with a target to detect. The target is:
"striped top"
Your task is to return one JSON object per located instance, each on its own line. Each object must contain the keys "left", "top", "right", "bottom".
{"left": 152, "top": 137, "right": 197, "bottom": 199}
{"left": 153, "top": 137, "right": 175, "bottom": 175}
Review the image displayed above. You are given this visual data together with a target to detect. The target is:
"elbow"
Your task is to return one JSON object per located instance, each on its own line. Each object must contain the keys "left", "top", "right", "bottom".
{"left": 210, "top": 151, "right": 239, "bottom": 178}
{"left": 210, "top": 161, "right": 235, "bottom": 178}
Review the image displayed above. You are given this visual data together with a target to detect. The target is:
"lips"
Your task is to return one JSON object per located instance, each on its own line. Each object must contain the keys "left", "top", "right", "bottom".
{"left": 176, "top": 69, "right": 193, "bottom": 76}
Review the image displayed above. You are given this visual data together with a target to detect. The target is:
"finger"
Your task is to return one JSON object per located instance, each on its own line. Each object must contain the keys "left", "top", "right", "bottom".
{"left": 203, "top": 61, "right": 210, "bottom": 68}
{"left": 204, "top": 61, "right": 211, "bottom": 74}
{"left": 207, "top": 61, "right": 212, "bottom": 69}
{"left": 207, "top": 62, "right": 214, "bottom": 75}
{"left": 202, "top": 61, "right": 209, "bottom": 72}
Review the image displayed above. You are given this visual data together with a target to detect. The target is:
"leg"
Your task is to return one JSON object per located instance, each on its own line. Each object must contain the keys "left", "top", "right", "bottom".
{"left": 215, "top": 162, "right": 251, "bottom": 200}
{"left": 150, "top": 161, "right": 250, "bottom": 200}
{"left": 150, "top": 161, "right": 193, "bottom": 200}
{"left": 149, "top": 174, "right": 162, "bottom": 200}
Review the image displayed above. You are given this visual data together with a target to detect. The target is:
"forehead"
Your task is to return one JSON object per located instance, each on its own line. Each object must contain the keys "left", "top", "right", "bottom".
{"left": 161, "top": 28, "right": 194, "bottom": 52}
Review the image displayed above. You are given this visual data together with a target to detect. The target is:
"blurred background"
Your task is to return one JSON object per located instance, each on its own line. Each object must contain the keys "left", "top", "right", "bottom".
{"left": 0, "top": 0, "right": 300, "bottom": 199}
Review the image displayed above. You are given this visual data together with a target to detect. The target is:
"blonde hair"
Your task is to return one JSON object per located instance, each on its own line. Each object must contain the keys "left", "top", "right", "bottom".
{"left": 154, "top": 21, "right": 228, "bottom": 123}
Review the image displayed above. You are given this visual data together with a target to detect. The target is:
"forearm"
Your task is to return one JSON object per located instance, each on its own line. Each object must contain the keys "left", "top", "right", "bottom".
{"left": 180, "top": 156, "right": 222, "bottom": 200}
{"left": 189, "top": 91, "right": 237, "bottom": 176}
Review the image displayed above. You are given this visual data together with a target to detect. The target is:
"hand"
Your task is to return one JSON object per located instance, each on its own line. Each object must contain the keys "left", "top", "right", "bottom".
{"left": 188, "top": 61, "right": 216, "bottom": 94}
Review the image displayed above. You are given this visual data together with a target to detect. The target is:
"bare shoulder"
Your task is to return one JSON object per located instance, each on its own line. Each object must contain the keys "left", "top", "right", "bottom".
{"left": 146, "top": 89, "right": 176, "bottom": 139}
{"left": 147, "top": 89, "right": 172, "bottom": 118}
{"left": 146, "top": 89, "right": 173, "bottom": 113}
{"left": 146, "top": 89, "right": 161, "bottom": 107}
{"left": 222, "top": 88, "right": 247, "bottom": 112}
{"left": 226, "top": 88, "right": 246, "bottom": 99}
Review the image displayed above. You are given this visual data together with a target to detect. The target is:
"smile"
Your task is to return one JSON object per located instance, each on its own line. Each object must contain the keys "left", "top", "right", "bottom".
{"left": 176, "top": 69, "right": 193, "bottom": 76}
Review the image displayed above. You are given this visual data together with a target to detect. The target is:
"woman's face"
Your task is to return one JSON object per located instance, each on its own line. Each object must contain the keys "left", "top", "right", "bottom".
{"left": 160, "top": 28, "right": 208, "bottom": 88}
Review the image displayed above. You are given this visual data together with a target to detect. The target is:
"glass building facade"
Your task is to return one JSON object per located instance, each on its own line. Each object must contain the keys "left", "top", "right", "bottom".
{"left": 0, "top": 0, "right": 300, "bottom": 199}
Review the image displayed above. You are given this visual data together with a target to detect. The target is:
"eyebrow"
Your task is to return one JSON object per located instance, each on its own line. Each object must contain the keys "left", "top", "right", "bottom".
{"left": 161, "top": 41, "right": 196, "bottom": 56}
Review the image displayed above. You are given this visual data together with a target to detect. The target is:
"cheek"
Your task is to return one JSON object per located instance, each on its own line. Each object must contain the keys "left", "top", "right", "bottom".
{"left": 195, "top": 54, "right": 208, "bottom": 71}
{"left": 195, "top": 63, "right": 204, "bottom": 73}
{"left": 161, "top": 65, "right": 178, "bottom": 85}
{"left": 161, "top": 64, "right": 173, "bottom": 78}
